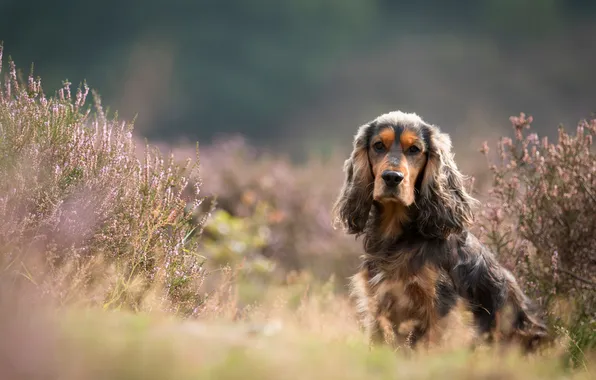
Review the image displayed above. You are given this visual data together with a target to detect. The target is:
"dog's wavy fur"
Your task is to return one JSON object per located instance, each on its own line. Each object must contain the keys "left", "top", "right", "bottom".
{"left": 333, "top": 111, "right": 548, "bottom": 352}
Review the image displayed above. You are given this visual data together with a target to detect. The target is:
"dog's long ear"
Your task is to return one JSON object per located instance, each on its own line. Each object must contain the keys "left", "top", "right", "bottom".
{"left": 332, "top": 123, "right": 374, "bottom": 235}
{"left": 416, "top": 124, "right": 477, "bottom": 238}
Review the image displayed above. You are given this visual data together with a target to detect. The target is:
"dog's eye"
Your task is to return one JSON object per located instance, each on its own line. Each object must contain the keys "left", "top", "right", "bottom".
{"left": 407, "top": 145, "right": 421, "bottom": 154}
{"left": 373, "top": 141, "right": 386, "bottom": 152}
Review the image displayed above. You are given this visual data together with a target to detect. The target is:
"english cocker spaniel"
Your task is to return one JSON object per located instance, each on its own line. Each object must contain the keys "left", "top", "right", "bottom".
{"left": 333, "top": 111, "right": 548, "bottom": 351}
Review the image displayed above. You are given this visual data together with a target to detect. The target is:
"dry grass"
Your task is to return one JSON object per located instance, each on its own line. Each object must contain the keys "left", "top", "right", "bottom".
{"left": 1, "top": 278, "right": 594, "bottom": 380}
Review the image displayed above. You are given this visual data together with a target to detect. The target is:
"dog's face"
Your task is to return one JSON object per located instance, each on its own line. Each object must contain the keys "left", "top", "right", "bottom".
{"left": 333, "top": 111, "right": 476, "bottom": 238}
{"left": 368, "top": 123, "right": 427, "bottom": 206}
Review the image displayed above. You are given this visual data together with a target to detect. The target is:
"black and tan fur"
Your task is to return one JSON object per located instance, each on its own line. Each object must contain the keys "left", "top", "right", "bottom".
{"left": 333, "top": 111, "right": 547, "bottom": 352}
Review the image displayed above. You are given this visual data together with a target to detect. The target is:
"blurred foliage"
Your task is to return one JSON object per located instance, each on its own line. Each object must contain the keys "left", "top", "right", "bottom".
{"left": 202, "top": 208, "right": 271, "bottom": 270}
{"left": 1, "top": 0, "right": 595, "bottom": 147}
{"left": 0, "top": 0, "right": 377, "bottom": 142}
{"left": 200, "top": 207, "right": 278, "bottom": 295}
{"left": 197, "top": 137, "right": 361, "bottom": 284}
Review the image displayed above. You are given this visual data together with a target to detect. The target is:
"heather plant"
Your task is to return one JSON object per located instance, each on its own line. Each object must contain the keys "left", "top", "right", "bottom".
{"left": 478, "top": 113, "right": 596, "bottom": 365}
{"left": 0, "top": 46, "right": 211, "bottom": 315}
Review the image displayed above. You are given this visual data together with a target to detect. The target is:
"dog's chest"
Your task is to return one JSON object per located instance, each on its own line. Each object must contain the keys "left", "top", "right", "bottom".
{"left": 369, "top": 265, "right": 440, "bottom": 322}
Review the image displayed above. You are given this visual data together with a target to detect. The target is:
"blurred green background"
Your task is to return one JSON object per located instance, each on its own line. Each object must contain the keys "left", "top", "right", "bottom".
{"left": 2, "top": 0, "right": 595, "bottom": 161}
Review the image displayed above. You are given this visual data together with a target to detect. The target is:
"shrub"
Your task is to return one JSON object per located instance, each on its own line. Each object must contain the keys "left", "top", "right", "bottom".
{"left": 478, "top": 113, "right": 596, "bottom": 364}
{"left": 0, "top": 46, "right": 211, "bottom": 315}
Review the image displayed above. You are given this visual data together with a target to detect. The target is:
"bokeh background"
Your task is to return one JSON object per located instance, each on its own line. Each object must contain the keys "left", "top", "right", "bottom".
{"left": 2, "top": 0, "right": 596, "bottom": 168}
{"left": 1, "top": 3, "right": 596, "bottom": 373}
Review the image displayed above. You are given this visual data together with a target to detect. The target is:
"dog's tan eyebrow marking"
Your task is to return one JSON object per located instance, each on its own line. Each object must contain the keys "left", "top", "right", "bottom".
{"left": 400, "top": 129, "right": 419, "bottom": 148}
{"left": 378, "top": 127, "right": 395, "bottom": 146}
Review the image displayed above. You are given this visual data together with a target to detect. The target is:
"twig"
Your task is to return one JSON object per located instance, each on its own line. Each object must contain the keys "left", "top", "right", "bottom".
{"left": 579, "top": 179, "right": 596, "bottom": 204}
{"left": 559, "top": 268, "right": 596, "bottom": 289}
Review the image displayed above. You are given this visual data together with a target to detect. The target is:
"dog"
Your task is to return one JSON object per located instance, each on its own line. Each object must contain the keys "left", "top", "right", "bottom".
{"left": 333, "top": 111, "right": 548, "bottom": 352}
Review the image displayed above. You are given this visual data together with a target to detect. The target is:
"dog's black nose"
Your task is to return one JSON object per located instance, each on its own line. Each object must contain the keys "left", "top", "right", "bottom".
{"left": 381, "top": 170, "right": 404, "bottom": 187}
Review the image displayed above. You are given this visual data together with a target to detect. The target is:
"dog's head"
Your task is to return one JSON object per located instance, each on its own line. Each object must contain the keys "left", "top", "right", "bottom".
{"left": 332, "top": 111, "right": 477, "bottom": 238}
